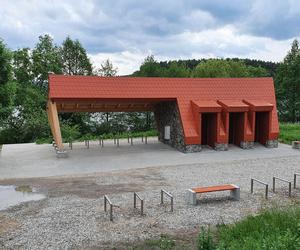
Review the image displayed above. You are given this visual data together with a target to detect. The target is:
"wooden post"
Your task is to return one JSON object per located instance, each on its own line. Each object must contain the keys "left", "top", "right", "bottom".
{"left": 47, "top": 100, "right": 64, "bottom": 151}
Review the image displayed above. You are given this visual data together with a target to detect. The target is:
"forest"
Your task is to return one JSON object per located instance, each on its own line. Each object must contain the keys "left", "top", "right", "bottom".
{"left": 0, "top": 35, "right": 299, "bottom": 144}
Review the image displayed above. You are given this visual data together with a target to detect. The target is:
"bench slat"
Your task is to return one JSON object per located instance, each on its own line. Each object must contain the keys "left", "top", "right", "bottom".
{"left": 192, "top": 184, "right": 237, "bottom": 193}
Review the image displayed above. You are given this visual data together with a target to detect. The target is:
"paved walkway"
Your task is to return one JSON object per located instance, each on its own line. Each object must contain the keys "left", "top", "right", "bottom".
{"left": 0, "top": 137, "right": 299, "bottom": 179}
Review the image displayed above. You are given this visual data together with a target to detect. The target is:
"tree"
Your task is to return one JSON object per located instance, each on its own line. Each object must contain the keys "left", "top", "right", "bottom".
{"left": 275, "top": 39, "right": 300, "bottom": 122}
{"left": 13, "top": 48, "right": 34, "bottom": 84}
{"left": 0, "top": 39, "right": 12, "bottom": 85}
{"left": 96, "top": 59, "right": 117, "bottom": 76}
{"left": 32, "top": 34, "right": 62, "bottom": 89}
{"left": 133, "top": 55, "right": 165, "bottom": 77}
{"left": 246, "top": 66, "right": 268, "bottom": 77}
{"left": 192, "top": 59, "right": 255, "bottom": 77}
{"left": 165, "top": 62, "right": 190, "bottom": 77}
{"left": 61, "top": 36, "right": 92, "bottom": 75}
{"left": 192, "top": 59, "right": 231, "bottom": 77}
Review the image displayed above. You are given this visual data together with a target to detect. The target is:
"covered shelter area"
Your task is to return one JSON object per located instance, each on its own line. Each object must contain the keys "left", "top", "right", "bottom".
{"left": 47, "top": 75, "right": 279, "bottom": 154}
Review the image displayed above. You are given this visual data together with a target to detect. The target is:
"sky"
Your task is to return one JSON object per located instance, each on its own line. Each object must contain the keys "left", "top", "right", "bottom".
{"left": 1, "top": 0, "right": 299, "bottom": 75}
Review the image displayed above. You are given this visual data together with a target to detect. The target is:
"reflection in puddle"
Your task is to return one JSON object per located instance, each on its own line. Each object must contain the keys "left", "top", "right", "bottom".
{"left": 0, "top": 185, "right": 45, "bottom": 211}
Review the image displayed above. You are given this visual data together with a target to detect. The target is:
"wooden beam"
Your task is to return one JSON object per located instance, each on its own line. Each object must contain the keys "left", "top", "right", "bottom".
{"left": 47, "top": 100, "right": 64, "bottom": 150}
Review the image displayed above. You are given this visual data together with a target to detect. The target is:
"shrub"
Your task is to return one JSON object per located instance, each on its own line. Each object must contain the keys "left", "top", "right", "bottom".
{"left": 198, "top": 226, "right": 215, "bottom": 250}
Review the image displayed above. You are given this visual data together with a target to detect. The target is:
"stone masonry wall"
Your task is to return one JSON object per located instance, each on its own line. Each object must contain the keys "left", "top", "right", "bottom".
{"left": 154, "top": 101, "right": 201, "bottom": 153}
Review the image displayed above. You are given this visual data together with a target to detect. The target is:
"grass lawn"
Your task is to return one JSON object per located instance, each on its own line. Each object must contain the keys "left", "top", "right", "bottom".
{"left": 130, "top": 206, "right": 300, "bottom": 250}
{"left": 214, "top": 206, "right": 300, "bottom": 250}
{"left": 279, "top": 122, "right": 300, "bottom": 144}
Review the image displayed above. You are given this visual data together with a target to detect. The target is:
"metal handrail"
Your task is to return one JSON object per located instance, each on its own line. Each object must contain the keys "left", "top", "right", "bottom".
{"left": 160, "top": 189, "right": 174, "bottom": 212}
{"left": 133, "top": 192, "right": 144, "bottom": 216}
{"left": 250, "top": 178, "right": 269, "bottom": 199}
{"left": 294, "top": 173, "right": 300, "bottom": 189}
{"left": 104, "top": 195, "right": 119, "bottom": 221}
{"left": 85, "top": 140, "right": 89, "bottom": 149}
{"left": 273, "top": 176, "right": 292, "bottom": 197}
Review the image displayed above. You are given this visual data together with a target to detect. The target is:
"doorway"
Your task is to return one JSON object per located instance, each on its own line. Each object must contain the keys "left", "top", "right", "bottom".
{"left": 201, "top": 113, "right": 217, "bottom": 147}
{"left": 255, "top": 112, "right": 270, "bottom": 145}
{"left": 228, "top": 112, "right": 244, "bottom": 146}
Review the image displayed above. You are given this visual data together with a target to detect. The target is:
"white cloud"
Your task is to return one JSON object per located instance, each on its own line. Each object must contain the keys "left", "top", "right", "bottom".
{"left": 1, "top": 0, "right": 299, "bottom": 75}
{"left": 90, "top": 26, "right": 295, "bottom": 75}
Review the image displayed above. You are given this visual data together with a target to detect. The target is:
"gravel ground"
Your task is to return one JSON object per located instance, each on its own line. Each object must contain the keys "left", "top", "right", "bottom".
{"left": 0, "top": 155, "right": 300, "bottom": 249}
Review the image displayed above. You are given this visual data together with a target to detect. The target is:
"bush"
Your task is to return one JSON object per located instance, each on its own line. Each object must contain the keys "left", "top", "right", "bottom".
{"left": 60, "top": 124, "right": 81, "bottom": 142}
{"left": 198, "top": 226, "right": 215, "bottom": 250}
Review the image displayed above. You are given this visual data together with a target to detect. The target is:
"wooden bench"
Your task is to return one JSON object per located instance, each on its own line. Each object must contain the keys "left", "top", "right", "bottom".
{"left": 186, "top": 184, "right": 240, "bottom": 205}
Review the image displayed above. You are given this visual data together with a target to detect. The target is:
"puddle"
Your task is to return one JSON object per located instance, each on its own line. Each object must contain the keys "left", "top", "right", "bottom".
{"left": 0, "top": 185, "right": 46, "bottom": 211}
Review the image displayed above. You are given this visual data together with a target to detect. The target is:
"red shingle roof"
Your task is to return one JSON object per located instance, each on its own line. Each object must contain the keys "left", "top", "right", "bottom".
{"left": 48, "top": 74, "right": 279, "bottom": 144}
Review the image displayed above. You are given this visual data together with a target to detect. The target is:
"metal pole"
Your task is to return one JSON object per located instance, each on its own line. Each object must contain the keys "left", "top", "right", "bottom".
{"left": 134, "top": 193, "right": 136, "bottom": 208}
{"left": 161, "top": 190, "right": 163, "bottom": 204}
{"left": 251, "top": 179, "right": 253, "bottom": 193}
{"left": 104, "top": 196, "right": 107, "bottom": 212}
{"left": 273, "top": 177, "right": 275, "bottom": 192}
{"left": 294, "top": 174, "right": 297, "bottom": 189}
{"left": 130, "top": 136, "right": 133, "bottom": 145}
{"left": 170, "top": 197, "right": 173, "bottom": 212}
{"left": 145, "top": 135, "right": 148, "bottom": 144}
{"left": 117, "top": 137, "right": 119, "bottom": 147}
{"left": 265, "top": 185, "right": 268, "bottom": 199}
{"left": 102, "top": 139, "right": 104, "bottom": 147}
{"left": 141, "top": 200, "right": 144, "bottom": 216}
{"left": 110, "top": 204, "right": 113, "bottom": 221}
{"left": 289, "top": 182, "right": 292, "bottom": 197}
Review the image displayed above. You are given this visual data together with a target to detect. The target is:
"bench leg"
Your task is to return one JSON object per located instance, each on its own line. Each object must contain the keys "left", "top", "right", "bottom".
{"left": 230, "top": 188, "right": 240, "bottom": 201}
{"left": 186, "top": 189, "right": 197, "bottom": 205}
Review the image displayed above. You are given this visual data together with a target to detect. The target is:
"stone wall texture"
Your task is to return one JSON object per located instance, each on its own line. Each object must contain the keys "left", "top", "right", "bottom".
{"left": 154, "top": 101, "right": 201, "bottom": 153}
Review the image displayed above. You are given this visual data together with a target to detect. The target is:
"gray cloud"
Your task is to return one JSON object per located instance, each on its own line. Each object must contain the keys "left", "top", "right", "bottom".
{"left": 0, "top": 0, "right": 299, "bottom": 74}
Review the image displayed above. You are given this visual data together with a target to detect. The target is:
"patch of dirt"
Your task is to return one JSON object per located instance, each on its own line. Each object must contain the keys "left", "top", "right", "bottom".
{"left": 0, "top": 216, "right": 20, "bottom": 235}
{"left": 0, "top": 167, "right": 168, "bottom": 199}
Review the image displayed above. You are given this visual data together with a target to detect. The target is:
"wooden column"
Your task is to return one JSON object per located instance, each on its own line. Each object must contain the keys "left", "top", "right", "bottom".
{"left": 47, "top": 100, "right": 64, "bottom": 151}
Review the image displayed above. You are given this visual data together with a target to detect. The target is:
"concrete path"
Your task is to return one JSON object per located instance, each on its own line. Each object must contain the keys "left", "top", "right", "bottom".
{"left": 0, "top": 137, "right": 299, "bottom": 179}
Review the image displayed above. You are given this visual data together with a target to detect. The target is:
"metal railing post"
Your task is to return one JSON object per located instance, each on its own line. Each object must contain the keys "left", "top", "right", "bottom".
{"left": 134, "top": 192, "right": 136, "bottom": 208}
{"left": 104, "top": 196, "right": 107, "bottom": 212}
{"left": 250, "top": 178, "right": 269, "bottom": 199}
{"left": 273, "top": 176, "right": 292, "bottom": 197}
{"left": 294, "top": 173, "right": 300, "bottom": 189}
{"left": 141, "top": 200, "right": 144, "bottom": 216}
{"left": 133, "top": 192, "right": 144, "bottom": 216}
{"left": 160, "top": 189, "right": 173, "bottom": 212}
{"left": 130, "top": 136, "right": 133, "bottom": 145}
{"left": 110, "top": 204, "right": 113, "bottom": 221}
{"left": 145, "top": 135, "right": 148, "bottom": 144}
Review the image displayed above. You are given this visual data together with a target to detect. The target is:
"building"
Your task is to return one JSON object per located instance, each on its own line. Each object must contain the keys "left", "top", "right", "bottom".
{"left": 47, "top": 74, "right": 279, "bottom": 153}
